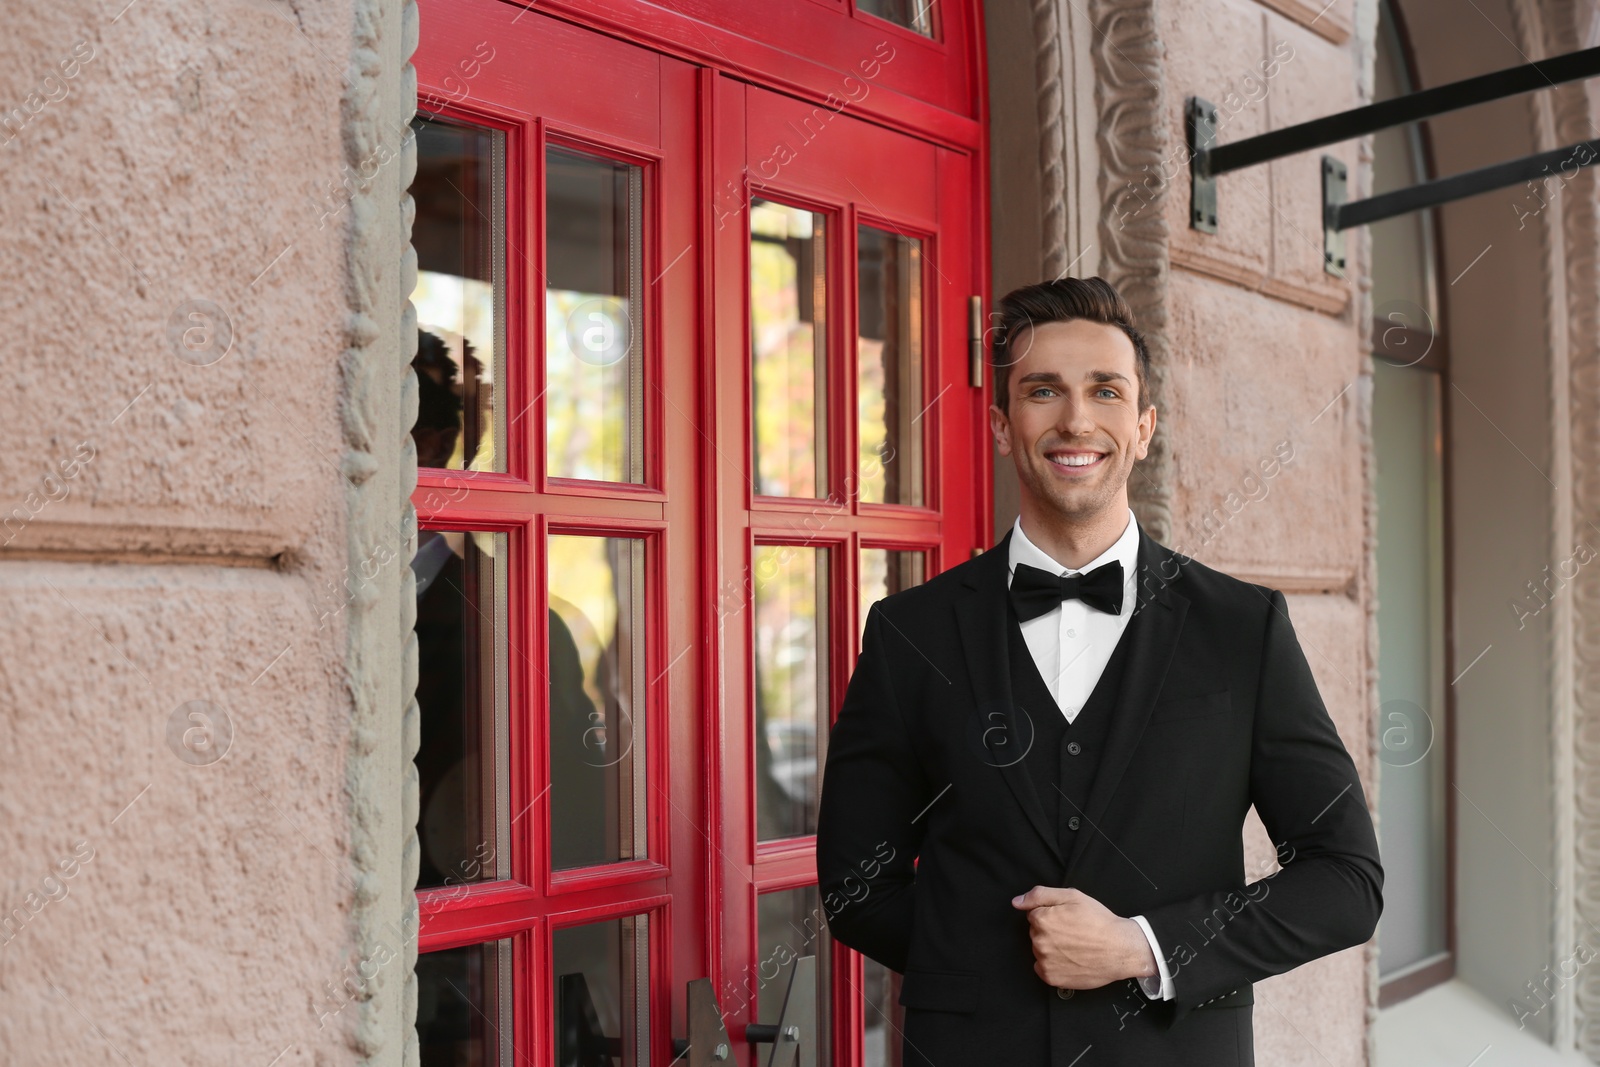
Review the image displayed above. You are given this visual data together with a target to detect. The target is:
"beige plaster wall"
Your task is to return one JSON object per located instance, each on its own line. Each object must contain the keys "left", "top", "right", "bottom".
{"left": 0, "top": 0, "right": 404, "bottom": 1062}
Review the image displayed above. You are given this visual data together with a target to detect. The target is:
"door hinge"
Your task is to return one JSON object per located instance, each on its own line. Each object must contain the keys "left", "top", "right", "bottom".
{"left": 968, "top": 294, "right": 984, "bottom": 388}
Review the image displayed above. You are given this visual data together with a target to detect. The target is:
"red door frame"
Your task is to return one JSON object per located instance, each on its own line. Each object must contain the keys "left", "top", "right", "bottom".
{"left": 411, "top": 1, "right": 992, "bottom": 1062}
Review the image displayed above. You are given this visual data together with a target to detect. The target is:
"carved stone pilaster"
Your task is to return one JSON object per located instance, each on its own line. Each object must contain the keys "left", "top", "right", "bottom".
{"left": 337, "top": 0, "right": 420, "bottom": 1060}
{"left": 1536, "top": 0, "right": 1600, "bottom": 1055}
{"left": 1085, "top": 0, "right": 1174, "bottom": 542}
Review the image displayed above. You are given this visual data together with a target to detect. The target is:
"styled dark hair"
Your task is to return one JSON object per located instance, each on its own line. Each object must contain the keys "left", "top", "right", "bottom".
{"left": 990, "top": 276, "right": 1152, "bottom": 413}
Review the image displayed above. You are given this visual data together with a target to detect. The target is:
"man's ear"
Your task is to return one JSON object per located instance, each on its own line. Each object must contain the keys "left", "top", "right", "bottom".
{"left": 1133, "top": 405, "right": 1157, "bottom": 461}
{"left": 989, "top": 403, "right": 1013, "bottom": 457}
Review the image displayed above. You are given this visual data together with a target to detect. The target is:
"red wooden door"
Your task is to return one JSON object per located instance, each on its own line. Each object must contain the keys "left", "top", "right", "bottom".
{"left": 710, "top": 75, "right": 983, "bottom": 1067}
{"left": 408, "top": 4, "right": 985, "bottom": 1065}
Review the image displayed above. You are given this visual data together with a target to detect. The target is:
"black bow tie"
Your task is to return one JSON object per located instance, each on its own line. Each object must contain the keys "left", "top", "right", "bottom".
{"left": 1009, "top": 560, "right": 1124, "bottom": 620}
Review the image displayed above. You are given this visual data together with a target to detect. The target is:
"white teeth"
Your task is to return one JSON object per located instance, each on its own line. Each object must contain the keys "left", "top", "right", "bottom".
{"left": 1051, "top": 453, "right": 1101, "bottom": 467}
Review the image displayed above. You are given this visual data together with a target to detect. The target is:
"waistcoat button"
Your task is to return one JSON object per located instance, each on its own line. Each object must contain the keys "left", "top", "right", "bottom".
{"left": 1067, "top": 816, "right": 1081, "bottom": 830}
{"left": 1057, "top": 987, "right": 1074, "bottom": 1000}
{"left": 1067, "top": 741, "right": 1081, "bottom": 755}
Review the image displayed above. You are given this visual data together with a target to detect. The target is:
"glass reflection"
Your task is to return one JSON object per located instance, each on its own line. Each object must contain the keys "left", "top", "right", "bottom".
{"left": 753, "top": 546, "right": 828, "bottom": 841}
{"left": 548, "top": 534, "right": 646, "bottom": 871}
{"left": 751, "top": 199, "right": 828, "bottom": 498}
{"left": 755, "top": 885, "right": 832, "bottom": 1065}
{"left": 861, "top": 956, "right": 905, "bottom": 1067}
{"left": 410, "top": 117, "right": 505, "bottom": 473}
{"left": 857, "top": 0, "right": 936, "bottom": 37}
{"left": 413, "top": 528, "right": 509, "bottom": 889}
{"left": 416, "top": 940, "right": 513, "bottom": 1067}
{"left": 553, "top": 914, "right": 649, "bottom": 1067}
{"left": 545, "top": 147, "right": 644, "bottom": 484}
{"left": 856, "top": 225, "right": 924, "bottom": 506}
{"left": 858, "top": 548, "right": 925, "bottom": 645}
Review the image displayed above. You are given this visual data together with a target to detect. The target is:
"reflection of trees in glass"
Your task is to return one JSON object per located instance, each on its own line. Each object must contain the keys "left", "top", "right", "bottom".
{"left": 549, "top": 536, "right": 641, "bottom": 870}
{"left": 545, "top": 289, "right": 631, "bottom": 483}
{"left": 753, "top": 546, "right": 824, "bottom": 840}
{"left": 857, "top": 227, "right": 921, "bottom": 506}
{"left": 750, "top": 201, "right": 823, "bottom": 498}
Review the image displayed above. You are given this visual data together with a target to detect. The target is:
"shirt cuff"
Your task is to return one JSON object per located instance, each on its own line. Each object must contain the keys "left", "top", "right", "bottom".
{"left": 1130, "top": 914, "right": 1174, "bottom": 1001}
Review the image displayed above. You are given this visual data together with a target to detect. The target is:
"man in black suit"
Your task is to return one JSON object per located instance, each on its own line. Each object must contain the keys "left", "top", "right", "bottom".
{"left": 816, "top": 277, "right": 1383, "bottom": 1065}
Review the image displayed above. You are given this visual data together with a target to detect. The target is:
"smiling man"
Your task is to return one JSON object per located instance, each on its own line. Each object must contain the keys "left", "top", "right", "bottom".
{"left": 816, "top": 277, "right": 1383, "bottom": 1065}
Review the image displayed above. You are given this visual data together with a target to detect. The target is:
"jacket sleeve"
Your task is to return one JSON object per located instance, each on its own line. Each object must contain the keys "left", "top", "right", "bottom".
{"left": 1140, "top": 589, "right": 1384, "bottom": 1025}
{"left": 815, "top": 602, "right": 934, "bottom": 975}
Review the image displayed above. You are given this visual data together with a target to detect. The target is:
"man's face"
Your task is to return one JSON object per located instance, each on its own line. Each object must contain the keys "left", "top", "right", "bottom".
{"left": 989, "top": 319, "right": 1156, "bottom": 525}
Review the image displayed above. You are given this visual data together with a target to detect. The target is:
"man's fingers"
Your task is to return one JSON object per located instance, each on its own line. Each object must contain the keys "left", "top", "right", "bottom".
{"left": 1012, "top": 885, "right": 1080, "bottom": 910}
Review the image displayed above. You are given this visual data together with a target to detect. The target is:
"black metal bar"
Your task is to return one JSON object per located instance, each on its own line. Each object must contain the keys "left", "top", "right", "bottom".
{"left": 1333, "top": 137, "right": 1600, "bottom": 230}
{"left": 1203, "top": 45, "right": 1600, "bottom": 177}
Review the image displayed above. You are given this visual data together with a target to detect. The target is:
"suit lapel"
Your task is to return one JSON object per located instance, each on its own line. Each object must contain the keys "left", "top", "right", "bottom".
{"left": 1063, "top": 528, "right": 1190, "bottom": 877}
{"left": 954, "top": 530, "right": 1065, "bottom": 867}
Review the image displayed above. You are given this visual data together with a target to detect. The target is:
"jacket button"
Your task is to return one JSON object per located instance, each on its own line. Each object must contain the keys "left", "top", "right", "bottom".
{"left": 1057, "top": 987, "right": 1074, "bottom": 1000}
{"left": 1067, "top": 816, "right": 1081, "bottom": 830}
{"left": 1067, "top": 741, "right": 1082, "bottom": 755}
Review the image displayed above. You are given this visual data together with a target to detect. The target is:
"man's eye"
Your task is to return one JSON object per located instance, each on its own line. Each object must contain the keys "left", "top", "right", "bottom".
{"left": 1030, "top": 387, "right": 1057, "bottom": 398}
{"left": 1096, "top": 388, "right": 1119, "bottom": 399}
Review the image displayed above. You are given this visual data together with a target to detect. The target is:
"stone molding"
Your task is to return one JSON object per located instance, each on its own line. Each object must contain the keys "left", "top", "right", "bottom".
{"left": 1078, "top": 0, "right": 1176, "bottom": 543}
{"left": 337, "top": 0, "right": 420, "bottom": 1059}
{"left": 1532, "top": 0, "right": 1600, "bottom": 1055}
{"left": 1257, "top": 0, "right": 1354, "bottom": 45}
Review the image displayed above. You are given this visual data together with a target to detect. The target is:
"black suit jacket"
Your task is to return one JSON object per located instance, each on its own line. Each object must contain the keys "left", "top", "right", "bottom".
{"left": 815, "top": 525, "right": 1383, "bottom": 1066}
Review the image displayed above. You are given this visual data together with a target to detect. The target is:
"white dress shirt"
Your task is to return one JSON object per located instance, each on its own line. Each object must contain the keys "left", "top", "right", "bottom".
{"left": 1004, "top": 510, "right": 1175, "bottom": 1002}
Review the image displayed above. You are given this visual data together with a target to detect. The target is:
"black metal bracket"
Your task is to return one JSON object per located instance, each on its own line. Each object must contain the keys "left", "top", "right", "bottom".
{"left": 1333, "top": 137, "right": 1600, "bottom": 231}
{"left": 1189, "top": 44, "right": 1600, "bottom": 238}
{"left": 1322, "top": 155, "right": 1348, "bottom": 277}
{"left": 1187, "top": 97, "right": 1219, "bottom": 234}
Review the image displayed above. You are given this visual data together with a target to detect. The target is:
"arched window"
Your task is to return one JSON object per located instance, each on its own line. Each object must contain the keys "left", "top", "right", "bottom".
{"left": 1371, "top": 0, "right": 1453, "bottom": 1009}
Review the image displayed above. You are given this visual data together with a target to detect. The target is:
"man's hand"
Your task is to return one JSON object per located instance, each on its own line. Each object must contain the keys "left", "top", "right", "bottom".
{"left": 1011, "top": 886, "right": 1157, "bottom": 990}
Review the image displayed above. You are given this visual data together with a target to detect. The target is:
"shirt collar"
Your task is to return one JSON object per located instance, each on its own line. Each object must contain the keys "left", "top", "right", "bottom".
{"left": 1008, "top": 508, "right": 1140, "bottom": 587}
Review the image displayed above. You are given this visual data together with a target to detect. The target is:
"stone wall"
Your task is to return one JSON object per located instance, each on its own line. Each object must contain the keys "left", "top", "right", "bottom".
{"left": 0, "top": 0, "right": 412, "bottom": 1061}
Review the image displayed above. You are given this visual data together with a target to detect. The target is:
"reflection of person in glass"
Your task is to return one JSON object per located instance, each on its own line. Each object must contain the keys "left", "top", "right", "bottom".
{"left": 412, "top": 331, "right": 475, "bottom": 892}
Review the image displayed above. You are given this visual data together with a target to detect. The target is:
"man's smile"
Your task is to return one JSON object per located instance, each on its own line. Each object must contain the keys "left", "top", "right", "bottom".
{"left": 1044, "top": 448, "right": 1107, "bottom": 472}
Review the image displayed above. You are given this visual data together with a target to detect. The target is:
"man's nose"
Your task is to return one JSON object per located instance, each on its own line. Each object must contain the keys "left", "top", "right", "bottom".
{"left": 1056, "top": 394, "right": 1096, "bottom": 435}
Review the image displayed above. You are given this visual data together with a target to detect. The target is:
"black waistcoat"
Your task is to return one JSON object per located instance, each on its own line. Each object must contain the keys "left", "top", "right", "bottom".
{"left": 1006, "top": 599, "right": 1140, "bottom": 854}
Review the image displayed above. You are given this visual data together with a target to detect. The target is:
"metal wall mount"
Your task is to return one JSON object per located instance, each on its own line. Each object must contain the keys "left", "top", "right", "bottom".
{"left": 1187, "top": 97, "right": 1219, "bottom": 234}
{"left": 1322, "top": 155, "right": 1348, "bottom": 277}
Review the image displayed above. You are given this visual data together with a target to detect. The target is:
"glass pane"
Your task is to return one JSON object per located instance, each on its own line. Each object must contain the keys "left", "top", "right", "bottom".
{"left": 756, "top": 886, "right": 831, "bottom": 1065}
{"left": 414, "top": 529, "right": 510, "bottom": 889}
{"left": 751, "top": 199, "right": 828, "bottom": 498}
{"left": 1374, "top": 360, "right": 1449, "bottom": 977}
{"left": 553, "top": 914, "right": 649, "bottom": 1067}
{"left": 548, "top": 534, "right": 647, "bottom": 870}
{"left": 856, "top": 226, "right": 924, "bottom": 507}
{"left": 416, "top": 940, "right": 513, "bottom": 1067}
{"left": 410, "top": 117, "right": 506, "bottom": 473}
{"left": 545, "top": 147, "right": 644, "bottom": 484}
{"left": 753, "top": 546, "right": 828, "bottom": 841}
{"left": 857, "top": 0, "right": 936, "bottom": 38}
{"left": 858, "top": 548, "right": 925, "bottom": 643}
{"left": 861, "top": 957, "right": 904, "bottom": 1067}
